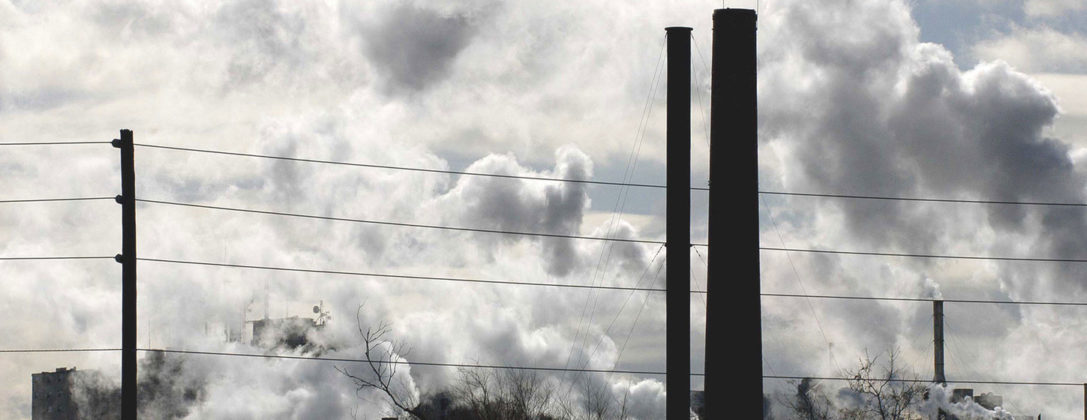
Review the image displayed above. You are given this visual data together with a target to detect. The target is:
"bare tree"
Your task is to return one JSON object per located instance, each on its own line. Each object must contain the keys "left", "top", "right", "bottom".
{"left": 454, "top": 367, "right": 558, "bottom": 420}
{"left": 456, "top": 368, "right": 502, "bottom": 420}
{"left": 505, "top": 369, "right": 556, "bottom": 418}
{"left": 552, "top": 374, "right": 631, "bottom": 420}
{"left": 581, "top": 377, "right": 613, "bottom": 420}
{"left": 337, "top": 305, "right": 635, "bottom": 420}
{"left": 780, "top": 377, "right": 835, "bottom": 420}
{"left": 336, "top": 306, "right": 425, "bottom": 419}
{"left": 839, "top": 348, "right": 925, "bottom": 420}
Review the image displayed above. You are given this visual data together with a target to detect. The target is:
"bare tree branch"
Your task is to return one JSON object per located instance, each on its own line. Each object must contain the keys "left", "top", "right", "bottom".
{"left": 336, "top": 305, "right": 425, "bottom": 419}
{"left": 840, "top": 348, "right": 925, "bottom": 420}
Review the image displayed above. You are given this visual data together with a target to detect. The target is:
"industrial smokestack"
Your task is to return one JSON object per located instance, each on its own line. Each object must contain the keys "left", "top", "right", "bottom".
{"left": 934, "top": 300, "right": 945, "bottom": 385}
{"left": 665, "top": 25, "right": 692, "bottom": 420}
{"left": 708, "top": 8, "right": 758, "bottom": 418}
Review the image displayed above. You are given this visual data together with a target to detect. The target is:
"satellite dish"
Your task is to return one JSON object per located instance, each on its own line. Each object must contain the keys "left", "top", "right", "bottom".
{"left": 313, "top": 305, "right": 321, "bottom": 314}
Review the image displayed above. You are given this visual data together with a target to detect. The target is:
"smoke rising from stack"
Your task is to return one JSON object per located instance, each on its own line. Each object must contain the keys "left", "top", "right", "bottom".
{"left": 3, "top": 0, "right": 1086, "bottom": 417}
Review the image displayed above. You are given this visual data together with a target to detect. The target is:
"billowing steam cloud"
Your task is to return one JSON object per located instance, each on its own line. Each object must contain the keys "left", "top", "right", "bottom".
{"left": 918, "top": 385, "right": 1018, "bottom": 420}
{"left": 758, "top": 0, "right": 1087, "bottom": 416}
{"left": 3, "top": 0, "right": 1087, "bottom": 418}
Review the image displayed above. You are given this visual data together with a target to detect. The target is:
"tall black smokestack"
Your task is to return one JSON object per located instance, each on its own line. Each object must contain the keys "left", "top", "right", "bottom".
{"left": 708, "top": 8, "right": 758, "bottom": 418}
{"left": 665, "top": 25, "right": 692, "bottom": 420}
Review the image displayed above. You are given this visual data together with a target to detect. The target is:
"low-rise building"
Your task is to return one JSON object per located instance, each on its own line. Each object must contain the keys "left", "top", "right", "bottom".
{"left": 32, "top": 367, "right": 118, "bottom": 420}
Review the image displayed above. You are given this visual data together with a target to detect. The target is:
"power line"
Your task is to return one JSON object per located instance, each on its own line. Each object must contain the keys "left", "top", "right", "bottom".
{"left": 0, "top": 256, "right": 115, "bottom": 261}
{"left": 942, "top": 318, "right": 983, "bottom": 383}
{"left": 763, "top": 375, "right": 1083, "bottom": 387}
{"left": 0, "top": 197, "right": 115, "bottom": 204}
{"left": 138, "top": 257, "right": 680, "bottom": 293}
{"left": 138, "top": 348, "right": 706, "bottom": 376}
{"left": 687, "top": 253, "right": 710, "bottom": 294}
{"left": 0, "top": 141, "right": 110, "bottom": 146}
{"left": 580, "top": 247, "right": 666, "bottom": 375}
{"left": 762, "top": 292, "right": 1087, "bottom": 307}
{"left": 760, "top": 246, "right": 1087, "bottom": 264}
{"left": 137, "top": 198, "right": 666, "bottom": 245}
{"left": 0, "top": 348, "right": 122, "bottom": 354}
{"left": 761, "top": 195, "right": 844, "bottom": 373}
{"left": 565, "top": 36, "right": 664, "bottom": 388}
{"left": 689, "top": 263, "right": 708, "bottom": 306}
{"left": 614, "top": 259, "right": 667, "bottom": 366}
{"left": 760, "top": 190, "right": 1087, "bottom": 208}
{"left": 136, "top": 143, "right": 711, "bottom": 191}
{"left": 690, "top": 33, "right": 713, "bottom": 152}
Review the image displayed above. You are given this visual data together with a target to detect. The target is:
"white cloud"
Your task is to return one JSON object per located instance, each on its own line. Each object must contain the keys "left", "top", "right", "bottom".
{"left": 2, "top": 0, "right": 1087, "bottom": 418}
{"left": 759, "top": 0, "right": 1086, "bottom": 416}
{"left": 973, "top": 26, "right": 1087, "bottom": 73}
{"left": 1023, "top": 0, "right": 1087, "bottom": 17}
{"left": 1030, "top": 73, "right": 1087, "bottom": 116}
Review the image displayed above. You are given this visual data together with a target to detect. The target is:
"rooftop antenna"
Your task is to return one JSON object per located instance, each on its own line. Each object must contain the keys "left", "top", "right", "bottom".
{"left": 313, "top": 300, "right": 331, "bottom": 327}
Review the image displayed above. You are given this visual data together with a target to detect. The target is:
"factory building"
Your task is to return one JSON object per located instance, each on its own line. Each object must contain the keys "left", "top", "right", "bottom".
{"left": 32, "top": 367, "right": 118, "bottom": 420}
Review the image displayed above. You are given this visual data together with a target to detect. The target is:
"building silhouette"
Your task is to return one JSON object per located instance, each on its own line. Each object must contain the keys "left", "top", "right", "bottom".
{"left": 32, "top": 367, "right": 119, "bottom": 420}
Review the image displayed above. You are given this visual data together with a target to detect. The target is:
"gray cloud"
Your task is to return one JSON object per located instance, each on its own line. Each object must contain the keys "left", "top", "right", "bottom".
{"left": 359, "top": 3, "right": 479, "bottom": 94}
{"left": 758, "top": 0, "right": 1087, "bottom": 415}
{"left": 431, "top": 146, "right": 592, "bottom": 277}
{"left": 5, "top": 0, "right": 1087, "bottom": 417}
{"left": 763, "top": 0, "right": 1085, "bottom": 278}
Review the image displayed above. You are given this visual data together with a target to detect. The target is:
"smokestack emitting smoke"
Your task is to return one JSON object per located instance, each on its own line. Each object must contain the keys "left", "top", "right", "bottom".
{"left": 934, "top": 300, "right": 945, "bottom": 385}
{"left": 6, "top": 0, "right": 1087, "bottom": 417}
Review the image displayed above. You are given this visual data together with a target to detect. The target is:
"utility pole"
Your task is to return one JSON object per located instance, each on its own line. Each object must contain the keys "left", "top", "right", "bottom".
{"left": 665, "top": 25, "right": 692, "bottom": 420}
{"left": 934, "top": 300, "right": 945, "bottom": 385}
{"left": 113, "top": 129, "right": 137, "bottom": 419}
{"left": 708, "top": 8, "right": 757, "bottom": 417}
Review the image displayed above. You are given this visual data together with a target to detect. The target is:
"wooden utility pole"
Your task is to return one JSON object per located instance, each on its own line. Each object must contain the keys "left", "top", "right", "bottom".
{"left": 708, "top": 8, "right": 757, "bottom": 417}
{"left": 113, "top": 129, "right": 137, "bottom": 419}
{"left": 665, "top": 25, "right": 692, "bottom": 420}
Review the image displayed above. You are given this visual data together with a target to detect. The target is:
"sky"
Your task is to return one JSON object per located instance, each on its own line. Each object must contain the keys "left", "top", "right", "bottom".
{"left": 1, "top": 0, "right": 1086, "bottom": 418}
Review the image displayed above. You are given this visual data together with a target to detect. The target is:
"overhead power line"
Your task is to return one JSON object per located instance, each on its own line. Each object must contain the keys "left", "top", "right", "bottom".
{"left": 141, "top": 257, "right": 710, "bottom": 294}
{"left": 138, "top": 257, "right": 706, "bottom": 293}
{"left": 137, "top": 198, "right": 665, "bottom": 245}
{"left": 761, "top": 246, "right": 1087, "bottom": 264}
{"left": 763, "top": 375, "right": 1083, "bottom": 387}
{"left": 762, "top": 292, "right": 1087, "bottom": 307}
{"left": 0, "top": 256, "right": 115, "bottom": 261}
{"left": 136, "top": 143, "right": 711, "bottom": 191}
{"left": 138, "top": 348, "right": 706, "bottom": 376}
{"left": 0, "top": 348, "right": 121, "bottom": 353}
{"left": 760, "top": 190, "right": 1087, "bottom": 208}
{"left": 760, "top": 195, "right": 844, "bottom": 373}
{"left": 0, "top": 197, "right": 115, "bottom": 204}
{"left": 0, "top": 141, "right": 110, "bottom": 146}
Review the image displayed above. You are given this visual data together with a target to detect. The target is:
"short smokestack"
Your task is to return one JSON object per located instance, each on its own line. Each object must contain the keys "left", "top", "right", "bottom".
{"left": 934, "top": 300, "right": 945, "bottom": 385}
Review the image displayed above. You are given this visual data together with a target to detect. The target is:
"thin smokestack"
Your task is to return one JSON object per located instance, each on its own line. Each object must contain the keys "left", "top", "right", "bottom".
{"left": 665, "top": 25, "right": 692, "bottom": 420}
{"left": 934, "top": 300, "right": 945, "bottom": 385}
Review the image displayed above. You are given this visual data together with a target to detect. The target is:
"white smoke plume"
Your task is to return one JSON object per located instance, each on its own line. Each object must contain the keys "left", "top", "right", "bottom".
{"left": 918, "top": 384, "right": 1018, "bottom": 420}
{"left": 3, "top": 0, "right": 1086, "bottom": 418}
